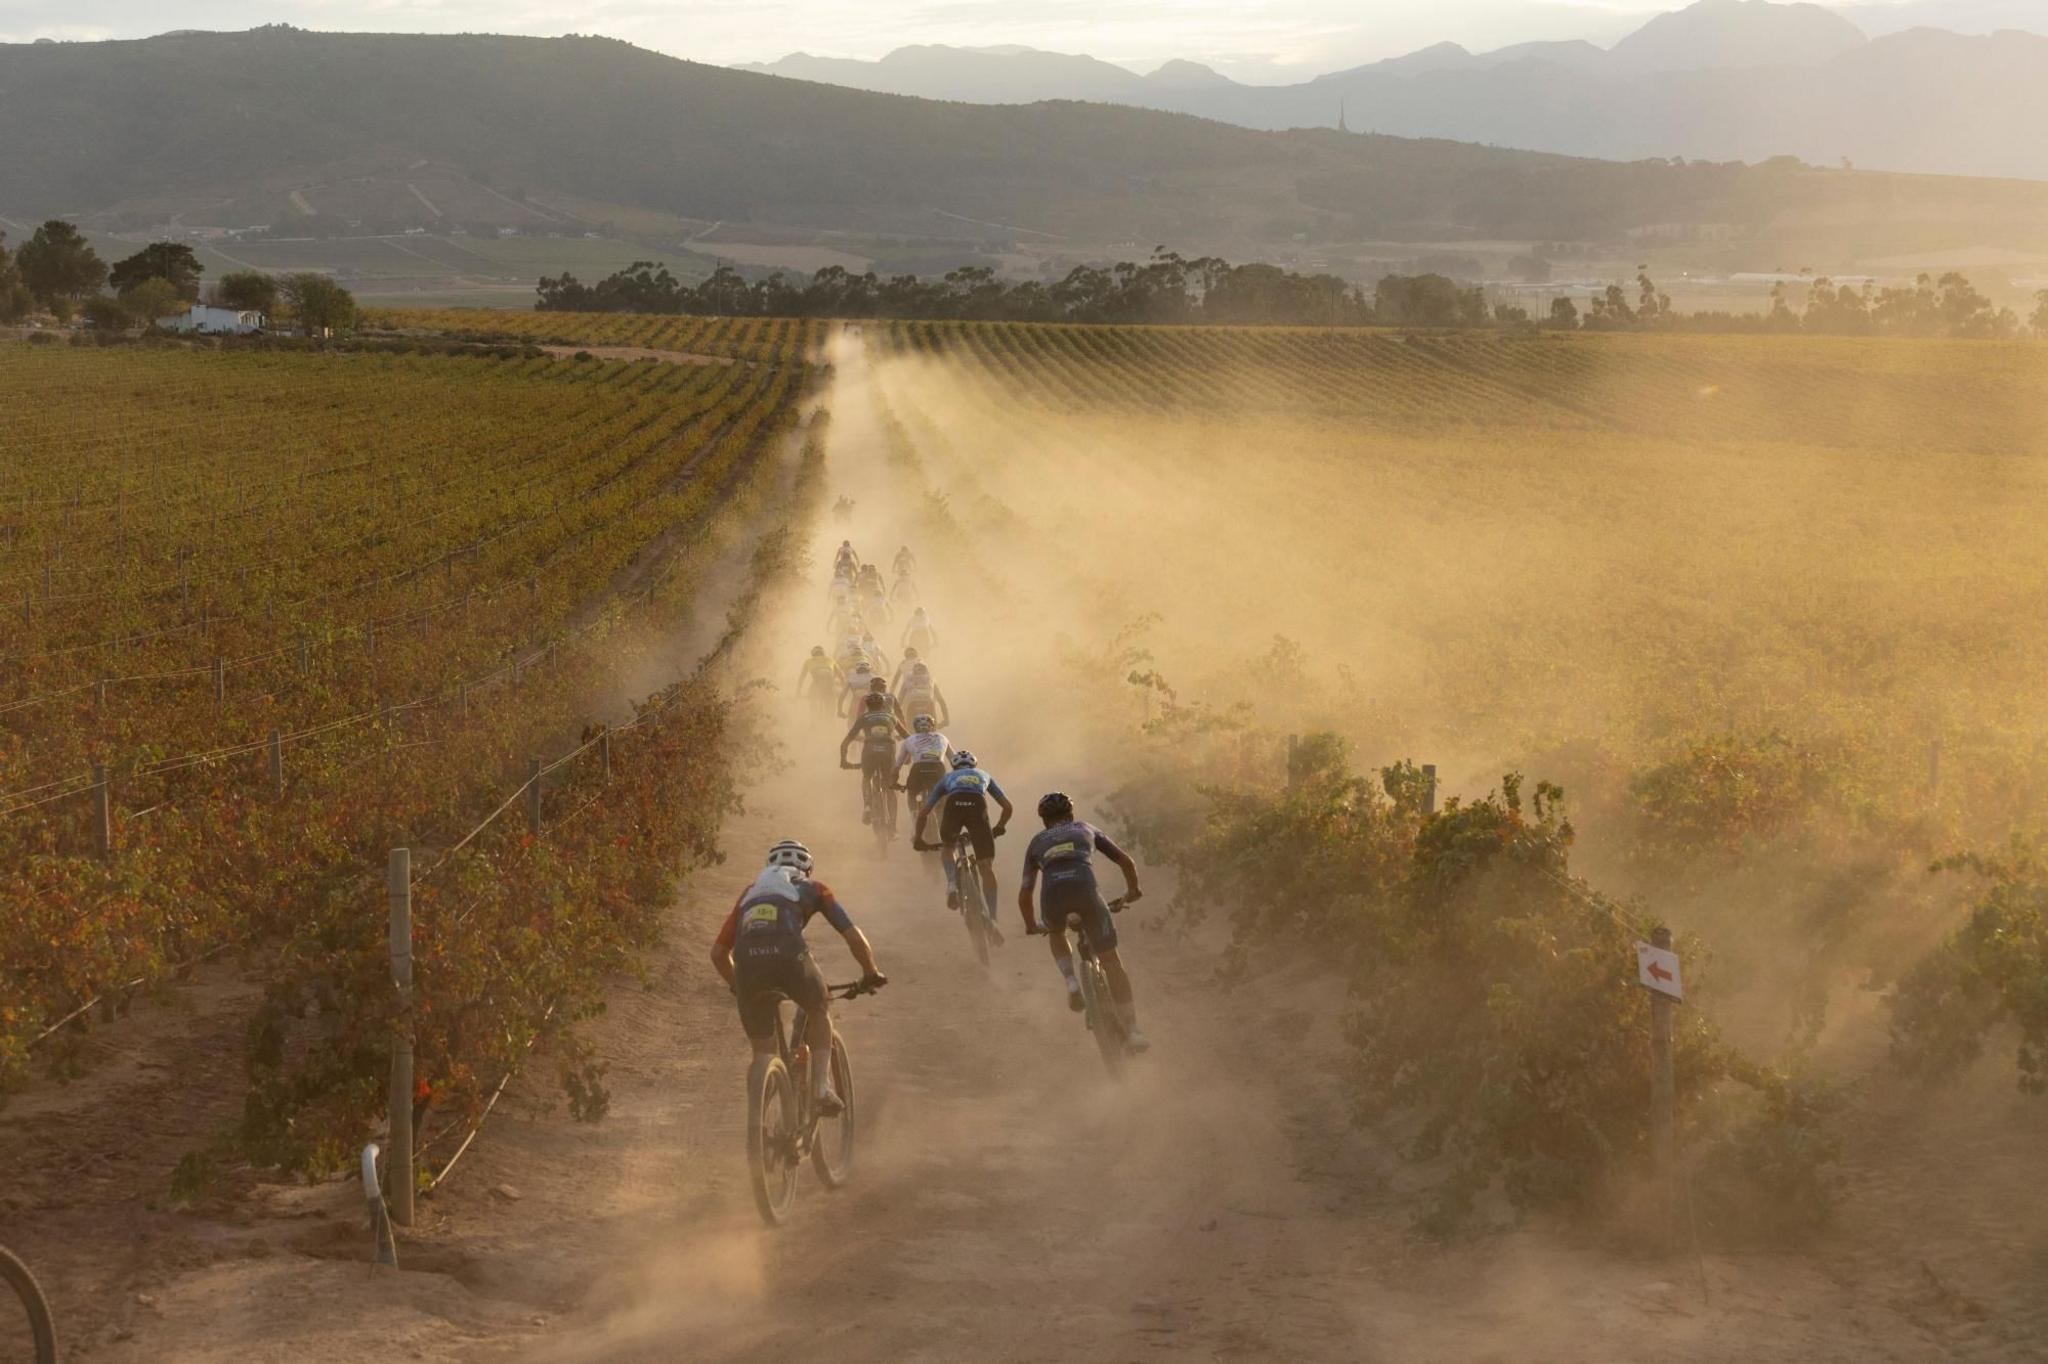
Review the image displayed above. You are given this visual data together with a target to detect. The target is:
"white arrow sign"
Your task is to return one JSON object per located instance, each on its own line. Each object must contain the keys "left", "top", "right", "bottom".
{"left": 1635, "top": 941, "right": 1683, "bottom": 1001}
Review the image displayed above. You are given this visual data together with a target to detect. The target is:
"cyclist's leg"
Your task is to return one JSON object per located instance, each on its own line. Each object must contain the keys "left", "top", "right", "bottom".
{"left": 1040, "top": 883, "right": 1085, "bottom": 1007}
{"left": 734, "top": 968, "right": 784, "bottom": 1061}
{"left": 938, "top": 808, "right": 966, "bottom": 897}
{"left": 968, "top": 811, "right": 1000, "bottom": 925}
{"left": 790, "top": 954, "right": 839, "bottom": 1106}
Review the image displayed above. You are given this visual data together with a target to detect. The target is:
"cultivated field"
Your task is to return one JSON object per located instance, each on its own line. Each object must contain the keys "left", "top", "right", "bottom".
{"left": 0, "top": 340, "right": 817, "bottom": 1168}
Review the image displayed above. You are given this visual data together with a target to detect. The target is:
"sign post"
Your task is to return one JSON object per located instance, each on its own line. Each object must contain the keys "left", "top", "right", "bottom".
{"left": 1638, "top": 929, "right": 1681, "bottom": 1248}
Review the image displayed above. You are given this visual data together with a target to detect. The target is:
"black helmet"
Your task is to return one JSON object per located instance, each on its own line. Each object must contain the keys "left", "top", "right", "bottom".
{"left": 810, "top": 645, "right": 825, "bottom": 657}
{"left": 1037, "top": 792, "right": 1073, "bottom": 821}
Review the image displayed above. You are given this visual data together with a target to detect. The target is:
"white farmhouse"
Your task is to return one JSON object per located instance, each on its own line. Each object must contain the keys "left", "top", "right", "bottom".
{"left": 159, "top": 304, "right": 267, "bottom": 335}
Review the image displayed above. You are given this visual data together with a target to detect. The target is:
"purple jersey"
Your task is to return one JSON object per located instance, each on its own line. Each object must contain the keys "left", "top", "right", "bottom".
{"left": 1022, "top": 820, "right": 1124, "bottom": 891}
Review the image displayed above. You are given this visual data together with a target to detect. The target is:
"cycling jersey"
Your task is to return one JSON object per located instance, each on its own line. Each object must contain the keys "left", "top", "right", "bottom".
{"left": 843, "top": 665, "right": 877, "bottom": 699}
{"left": 717, "top": 867, "right": 852, "bottom": 954}
{"left": 717, "top": 870, "right": 853, "bottom": 1040}
{"left": 1023, "top": 821, "right": 1124, "bottom": 891}
{"left": 897, "top": 732, "right": 952, "bottom": 771}
{"left": 900, "top": 680, "right": 936, "bottom": 717}
{"left": 924, "top": 767, "right": 1005, "bottom": 815}
{"left": 893, "top": 551, "right": 917, "bottom": 576}
{"left": 846, "top": 710, "right": 898, "bottom": 768}
{"left": 1023, "top": 821, "right": 1127, "bottom": 950}
{"left": 803, "top": 656, "right": 838, "bottom": 682}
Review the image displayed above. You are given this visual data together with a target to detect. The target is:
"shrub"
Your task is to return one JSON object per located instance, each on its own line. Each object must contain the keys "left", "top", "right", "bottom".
{"left": 1891, "top": 834, "right": 2048, "bottom": 1091}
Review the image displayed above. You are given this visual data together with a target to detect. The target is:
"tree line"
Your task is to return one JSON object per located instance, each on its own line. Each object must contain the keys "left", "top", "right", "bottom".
{"left": 538, "top": 252, "right": 2048, "bottom": 339}
{"left": 0, "top": 220, "right": 357, "bottom": 335}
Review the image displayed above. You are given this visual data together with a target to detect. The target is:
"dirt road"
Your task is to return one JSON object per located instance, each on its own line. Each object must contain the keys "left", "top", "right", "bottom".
{"left": 12, "top": 331, "right": 2044, "bottom": 1362}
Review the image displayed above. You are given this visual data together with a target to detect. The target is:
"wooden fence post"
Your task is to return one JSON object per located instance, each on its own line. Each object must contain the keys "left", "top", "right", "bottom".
{"left": 1422, "top": 763, "right": 1438, "bottom": 816}
{"left": 527, "top": 757, "right": 543, "bottom": 835}
{"left": 269, "top": 729, "right": 284, "bottom": 801}
{"left": 387, "top": 848, "right": 415, "bottom": 1228}
{"left": 92, "top": 763, "right": 112, "bottom": 861}
{"left": 1649, "top": 924, "right": 1677, "bottom": 1248}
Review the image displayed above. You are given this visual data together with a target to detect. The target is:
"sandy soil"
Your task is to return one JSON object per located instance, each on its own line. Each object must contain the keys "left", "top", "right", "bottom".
{"left": 7, "top": 331, "right": 2047, "bottom": 1363}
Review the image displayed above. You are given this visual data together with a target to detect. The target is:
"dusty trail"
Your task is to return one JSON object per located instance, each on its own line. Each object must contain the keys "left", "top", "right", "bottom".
{"left": 21, "top": 329, "right": 2039, "bottom": 1362}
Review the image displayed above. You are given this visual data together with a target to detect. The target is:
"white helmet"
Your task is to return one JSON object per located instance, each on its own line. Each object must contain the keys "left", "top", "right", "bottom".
{"left": 765, "top": 839, "right": 813, "bottom": 874}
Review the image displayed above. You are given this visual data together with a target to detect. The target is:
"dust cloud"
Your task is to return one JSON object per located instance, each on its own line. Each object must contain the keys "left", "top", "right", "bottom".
{"left": 536, "top": 325, "right": 2048, "bottom": 1363}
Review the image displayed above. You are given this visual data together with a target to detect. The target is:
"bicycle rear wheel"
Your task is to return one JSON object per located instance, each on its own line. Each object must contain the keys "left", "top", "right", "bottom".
{"left": 0, "top": 1246, "right": 56, "bottom": 1364}
{"left": 810, "top": 1033, "right": 856, "bottom": 1189}
{"left": 746, "top": 1055, "right": 800, "bottom": 1226}
{"left": 1080, "top": 962, "right": 1127, "bottom": 1079}
{"left": 868, "top": 780, "right": 891, "bottom": 854}
{"left": 960, "top": 869, "right": 991, "bottom": 968}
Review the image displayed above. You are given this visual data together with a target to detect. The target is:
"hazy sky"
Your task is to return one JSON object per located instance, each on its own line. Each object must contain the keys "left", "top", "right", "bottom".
{"left": 0, "top": 0, "right": 2003, "bottom": 80}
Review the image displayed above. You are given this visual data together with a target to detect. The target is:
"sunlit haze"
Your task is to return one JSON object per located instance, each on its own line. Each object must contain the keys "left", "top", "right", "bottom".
{"left": 0, "top": 0, "right": 1974, "bottom": 81}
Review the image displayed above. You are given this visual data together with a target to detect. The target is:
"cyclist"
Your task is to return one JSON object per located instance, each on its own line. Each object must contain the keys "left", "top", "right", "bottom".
{"left": 833, "top": 540, "right": 860, "bottom": 577}
{"left": 795, "top": 646, "right": 844, "bottom": 716}
{"left": 1019, "top": 792, "right": 1148, "bottom": 1051}
{"left": 897, "top": 661, "right": 949, "bottom": 729}
{"left": 837, "top": 654, "right": 878, "bottom": 716}
{"left": 859, "top": 630, "right": 892, "bottom": 677}
{"left": 900, "top": 605, "right": 937, "bottom": 656}
{"left": 893, "top": 545, "right": 917, "bottom": 578}
{"left": 889, "top": 572, "right": 920, "bottom": 610}
{"left": 833, "top": 628, "right": 868, "bottom": 675}
{"left": 894, "top": 714, "right": 953, "bottom": 824}
{"left": 710, "top": 839, "right": 886, "bottom": 1116}
{"left": 838, "top": 693, "right": 907, "bottom": 824}
{"left": 891, "top": 647, "right": 924, "bottom": 694}
{"left": 863, "top": 674, "right": 897, "bottom": 721}
{"left": 912, "top": 751, "right": 1013, "bottom": 924}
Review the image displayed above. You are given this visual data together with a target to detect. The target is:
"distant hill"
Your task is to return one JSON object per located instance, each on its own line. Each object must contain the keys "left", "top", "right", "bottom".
{"left": 734, "top": 0, "right": 2048, "bottom": 180}
{"left": 734, "top": 44, "right": 1153, "bottom": 103}
{"left": 1607, "top": 0, "right": 1867, "bottom": 70}
{"left": 4, "top": 26, "right": 2048, "bottom": 272}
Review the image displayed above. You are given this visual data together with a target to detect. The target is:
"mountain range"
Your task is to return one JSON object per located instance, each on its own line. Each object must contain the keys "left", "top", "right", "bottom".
{"left": 737, "top": 0, "right": 2048, "bottom": 180}
{"left": 3, "top": 24, "right": 2046, "bottom": 293}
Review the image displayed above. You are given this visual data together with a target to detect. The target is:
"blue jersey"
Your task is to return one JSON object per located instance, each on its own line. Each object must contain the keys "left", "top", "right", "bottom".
{"left": 923, "top": 767, "right": 1005, "bottom": 815}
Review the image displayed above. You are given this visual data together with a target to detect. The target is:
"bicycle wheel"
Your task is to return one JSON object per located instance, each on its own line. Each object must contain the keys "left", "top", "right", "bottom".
{"left": 960, "top": 869, "right": 991, "bottom": 968}
{"left": 810, "top": 1033, "right": 856, "bottom": 1189}
{"left": 1080, "top": 963, "right": 1127, "bottom": 1079}
{"left": 746, "top": 1054, "right": 800, "bottom": 1226}
{"left": 0, "top": 1246, "right": 56, "bottom": 1364}
{"left": 870, "top": 781, "right": 891, "bottom": 853}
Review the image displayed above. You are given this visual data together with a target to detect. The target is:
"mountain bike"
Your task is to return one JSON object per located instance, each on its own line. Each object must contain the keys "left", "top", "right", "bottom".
{"left": 841, "top": 759, "right": 897, "bottom": 853}
{"left": 946, "top": 825, "right": 1005, "bottom": 968}
{"left": 1, "top": 1245, "right": 56, "bottom": 1364}
{"left": 1034, "top": 896, "right": 1132, "bottom": 1077}
{"left": 745, "top": 979, "right": 879, "bottom": 1227}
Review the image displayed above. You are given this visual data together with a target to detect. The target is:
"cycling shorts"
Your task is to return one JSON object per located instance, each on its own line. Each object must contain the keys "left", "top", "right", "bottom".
{"left": 735, "top": 949, "right": 830, "bottom": 1042}
{"left": 1042, "top": 874, "right": 1117, "bottom": 953}
{"left": 906, "top": 761, "right": 944, "bottom": 801}
{"left": 860, "top": 746, "right": 894, "bottom": 778}
{"left": 939, "top": 801, "right": 996, "bottom": 862}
